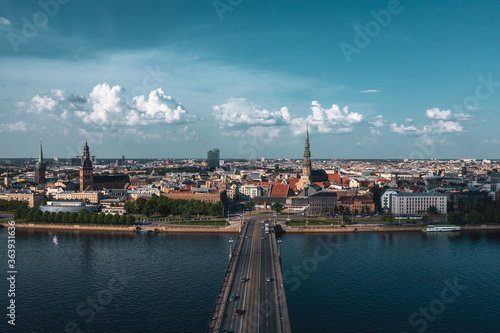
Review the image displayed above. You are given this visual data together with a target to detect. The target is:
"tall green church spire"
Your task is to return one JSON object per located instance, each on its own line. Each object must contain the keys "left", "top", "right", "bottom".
{"left": 39, "top": 139, "right": 43, "bottom": 162}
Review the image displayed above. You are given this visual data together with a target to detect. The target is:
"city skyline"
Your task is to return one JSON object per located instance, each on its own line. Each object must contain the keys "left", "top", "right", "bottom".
{"left": 1, "top": 1, "right": 500, "bottom": 159}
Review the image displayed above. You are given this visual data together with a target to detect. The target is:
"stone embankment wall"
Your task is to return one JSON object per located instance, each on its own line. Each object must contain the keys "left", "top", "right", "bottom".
{"left": 283, "top": 225, "right": 500, "bottom": 233}
{"left": 0, "top": 223, "right": 239, "bottom": 233}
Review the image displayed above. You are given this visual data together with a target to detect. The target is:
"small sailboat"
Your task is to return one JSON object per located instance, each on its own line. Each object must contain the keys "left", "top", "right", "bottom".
{"left": 53, "top": 236, "right": 58, "bottom": 246}
{"left": 229, "top": 238, "right": 234, "bottom": 243}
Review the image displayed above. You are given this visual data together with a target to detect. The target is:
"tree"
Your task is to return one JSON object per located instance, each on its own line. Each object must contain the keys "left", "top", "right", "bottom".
{"left": 13, "top": 203, "right": 29, "bottom": 221}
{"left": 244, "top": 201, "right": 255, "bottom": 212}
{"left": 97, "top": 213, "right": 106, "bottom": 224}
{"left": 135, "top": 197, "right": 147, "bottom": 212}
{"left": 41, "top": 211, "right": 50, "bottom": 222}
{"left": 342, "top": 214, "right": 351, "bottom": 224}
{"left": 271, "top": 203, "right": 283, "bottom": 214}
{"left": 467, "top": 209, "right": 482, "bottom": 225}
{"left": 483, "top": 205, "right": 496, "bottom": 222}
{"left": 370, "top": 185, "right": 382, "bottom": 199}
{"left": 123, "top": 201, "right": 136, "bottom": 214}
{"left": 112, "top": 214, "right": 121, "bottom": 224}
{"left": 447, "top": 211, "right": 465, "bottom": 224}
{"left": 126, "top": 215, "right": 135, "bottom": 224}
{"left": 119, "top": 215, "right": 127, "bottom": 224}
{"left": 387, "top": 213, "right": 395, "bottom": 223}
{"left": 48, "top": 212, "right": 57, "bottom": 222}
{"left": 56, "top": 211, "right": 64, "bottom": 222}
{"left": 422, "top": 214, "right": 430, "bottom": 223}
{"left": 334, "top": 205, "right": 339, "bottom": 215}
{"left": 142, "top": 200, "right": 156, "bottom": 218}
{"left": 63, "top": 212, "right": 72, "bottom": 222}
{"left": 338, "top": 205, "right": 345, "bottom": 215}
{"left": 104, "top": 214, "right": 113, "bottom": 224}
{"left": 427, "top": 206, "right": 438, "bottom": 216}
{"left": 68, "top": 212, "right": 77, "bottom": 222}
{"left": 26, "top": 209, "right": 34, "bottom": 221}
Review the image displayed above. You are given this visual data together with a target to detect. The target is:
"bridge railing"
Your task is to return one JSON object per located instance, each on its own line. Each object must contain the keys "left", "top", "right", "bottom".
{"left": 270, "top": 228, "right": 292, "bottom": 333}
{"left": 206, "top": 221, "right": 248, "bottom": 332}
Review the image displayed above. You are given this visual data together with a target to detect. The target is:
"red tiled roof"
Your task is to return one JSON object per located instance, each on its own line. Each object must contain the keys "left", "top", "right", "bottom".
{"left": 252, "top": 182, "right": 270, "bottom": 187}
{"left": 286, "top": 179, "right": 300, "bottom": 192}
{"left": 270, "top": 183, "right": 291, "bottom": 197}
{"left": 327, "top": 173, "right": 342, "bottom": 183}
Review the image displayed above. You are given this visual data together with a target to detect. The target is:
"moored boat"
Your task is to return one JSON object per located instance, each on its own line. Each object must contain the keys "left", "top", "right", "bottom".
{"left": 422, "top": 225, "right": 461, "bottom": 232}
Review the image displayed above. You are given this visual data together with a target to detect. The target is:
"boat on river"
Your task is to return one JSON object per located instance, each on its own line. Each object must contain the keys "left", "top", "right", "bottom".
{"left": 422, "top": 225, "right": 461, "bottom": 232}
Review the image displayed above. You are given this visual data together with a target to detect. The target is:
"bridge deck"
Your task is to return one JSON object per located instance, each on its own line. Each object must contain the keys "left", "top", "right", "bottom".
{"left": 207, "top": 217, "right": 291, "bottom": 333}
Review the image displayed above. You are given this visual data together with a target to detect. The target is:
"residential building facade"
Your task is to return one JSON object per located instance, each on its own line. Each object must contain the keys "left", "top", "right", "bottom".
{"left": 391, "top": 193, "right": 447, "bottom": 216}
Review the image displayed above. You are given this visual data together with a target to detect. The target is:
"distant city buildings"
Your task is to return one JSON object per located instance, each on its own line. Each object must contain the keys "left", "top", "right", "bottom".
{"left": 1, "top": 135, "right": 499, "bottom": 221}
{"left": 0, "top": 191, "right": 44, "bottom": 208}
{"left": 207, "top": 148, "right": 220, "bottom": 170}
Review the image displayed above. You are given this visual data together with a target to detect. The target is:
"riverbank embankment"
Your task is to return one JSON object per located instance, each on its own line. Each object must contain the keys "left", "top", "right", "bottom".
{"left": 282, "top": 224, "right": 500, "bottom": 233}
{"left": 0, "top": 222, "right": 239, "bottom": 233}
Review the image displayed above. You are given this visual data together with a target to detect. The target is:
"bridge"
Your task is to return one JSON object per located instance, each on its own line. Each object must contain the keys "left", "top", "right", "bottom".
{"left": 207, "top": 216, "right": 292, "bottom": 333}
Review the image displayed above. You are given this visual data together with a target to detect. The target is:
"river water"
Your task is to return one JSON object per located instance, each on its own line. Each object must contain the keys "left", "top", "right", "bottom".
{"left": 1, "top": 227, "right": 499, "bottom": 332}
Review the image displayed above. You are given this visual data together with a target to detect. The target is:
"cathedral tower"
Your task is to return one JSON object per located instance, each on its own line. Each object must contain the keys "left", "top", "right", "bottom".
{"left": 80, "top": 140, "right": 93, "bottom": 191}
{"left": 35, "top": 139, "right": 46, "bottom": 184}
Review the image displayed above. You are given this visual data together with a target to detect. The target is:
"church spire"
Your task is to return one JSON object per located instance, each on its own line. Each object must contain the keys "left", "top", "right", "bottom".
{"left": 303, "top": 124, "right": 310, "bottom": 159}
{"left": 39, "top": 139, "right": 43, "bottom": 162}
{"left": 297, "top": 125, "right": 312, "bottom": 190}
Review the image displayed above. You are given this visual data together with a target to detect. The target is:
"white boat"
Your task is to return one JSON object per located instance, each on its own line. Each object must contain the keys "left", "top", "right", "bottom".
{"left": 141, "top": 229, "right": 152, "bottom": 233}
{"left": 53, "top": 236, "right": 58, "bottom": 246}
{"left": 422, "top": 225, "right": 461, "bottom": 232}
{"left": 229, "top": 238, "right": 234, "bottom": 243}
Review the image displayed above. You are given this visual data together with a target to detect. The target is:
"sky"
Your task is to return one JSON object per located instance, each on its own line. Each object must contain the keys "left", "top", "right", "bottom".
{"left": 0, "top": 0, "right": 499, "bottom": 160}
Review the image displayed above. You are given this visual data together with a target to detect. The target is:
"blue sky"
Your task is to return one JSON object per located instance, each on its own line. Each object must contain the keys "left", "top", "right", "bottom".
{"left": 0, "top": 0, "right": 499, "bottom": 159}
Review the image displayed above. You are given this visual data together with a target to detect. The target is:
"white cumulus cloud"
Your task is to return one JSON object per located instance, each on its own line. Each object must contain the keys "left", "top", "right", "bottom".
{"left": 0, "top": 121, "right": 30, "bottom": 133}
{"left": 213, "top": 98, "right": 365, "bottom": 138}
{"left": 426, "top": 107, "right": 472, "bottom": 121}
{"left": 213, "top": 98, "right": 291, "bottom": 130}
{"left": 0, "top": 17, "right": 11, "bottom": 25}
{"left": 132, "top": 88, "right": 194, "bottom": 125}
{"left": 391, "top": 120, "right": 463, "bottom": 135}
{"left": 292, "top": 101, "right": 363, "bottom": 135}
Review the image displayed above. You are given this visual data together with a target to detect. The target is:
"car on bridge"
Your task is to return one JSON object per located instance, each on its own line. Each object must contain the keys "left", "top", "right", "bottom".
{"left": 266, "top": 277, "right": 272, "bottom": 282}
{"left": 230, "top": 294, "right": 236, "bottom": 301}
{"left": 235, "top": 309, "right": 242, "bottom": 316}
{"left": 241, "top": 276, "right": 246, "bottom": 282}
